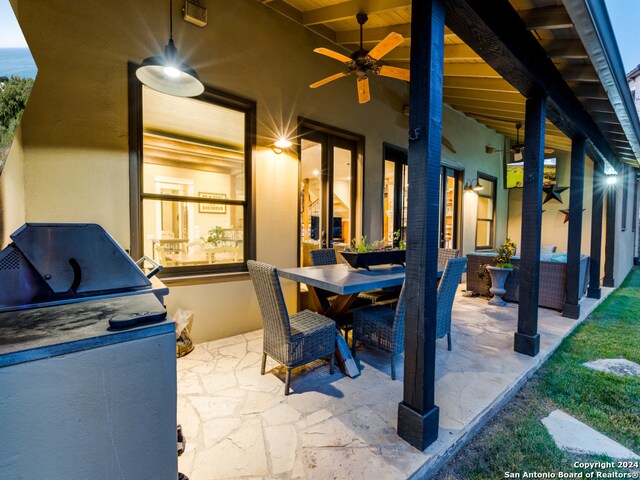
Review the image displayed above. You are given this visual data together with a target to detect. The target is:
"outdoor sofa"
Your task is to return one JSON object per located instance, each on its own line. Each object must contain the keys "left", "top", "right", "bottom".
{"left": 466, "top": 251, "right": 590, "bottom": 311}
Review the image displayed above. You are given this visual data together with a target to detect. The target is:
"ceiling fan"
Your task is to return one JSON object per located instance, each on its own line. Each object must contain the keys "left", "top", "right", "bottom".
{"left": 309, "top": 13, "right": 410, "bottom": 104}
{"left": 510, "top": 123, "right": 554, "bottom": 162}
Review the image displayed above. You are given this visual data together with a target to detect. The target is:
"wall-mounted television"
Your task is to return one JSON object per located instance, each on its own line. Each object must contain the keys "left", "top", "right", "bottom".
{"left": 505, "top": 157, "right": 557, "bottom": 188}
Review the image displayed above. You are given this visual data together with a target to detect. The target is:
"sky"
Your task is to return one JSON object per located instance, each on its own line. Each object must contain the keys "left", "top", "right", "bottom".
{"left": 0, "top": 0, "right": 27, "bottom": 48}
{"left": 604, "top": 0, "right": 640, "bottom": 73}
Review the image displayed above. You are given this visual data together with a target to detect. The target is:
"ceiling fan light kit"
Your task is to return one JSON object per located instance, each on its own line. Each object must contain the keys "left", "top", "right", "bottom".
{"left": 310, "top": 13, "right": 410, "bottom": 104}
{"left": 136, "top": 0, "right": 204, "bottom": 97}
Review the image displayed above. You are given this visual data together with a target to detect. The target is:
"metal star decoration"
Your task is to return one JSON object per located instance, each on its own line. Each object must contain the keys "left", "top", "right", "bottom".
{"left": 542, "top": 184, "right": 569, "bottom": 204}
{"left": 560, "top": 208, "right": 586, "bottom": 224}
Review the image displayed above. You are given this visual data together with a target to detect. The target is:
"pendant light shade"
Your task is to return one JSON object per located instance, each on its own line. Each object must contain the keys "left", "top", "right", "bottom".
{"left": 136, "top": 0, "right": 204, "bottom": 97}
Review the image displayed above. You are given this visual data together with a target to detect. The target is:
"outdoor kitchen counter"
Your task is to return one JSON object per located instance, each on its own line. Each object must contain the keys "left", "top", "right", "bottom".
{"left": 0, "top": 292, "right": 174, "bottom": 367}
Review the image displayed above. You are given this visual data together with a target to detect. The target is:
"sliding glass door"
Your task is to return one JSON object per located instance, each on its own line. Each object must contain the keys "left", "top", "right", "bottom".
{"left": 299, "top": 127, "right": 357, "bottom": 266}
{"left": 383, "top": 144, "right": 408, "bottom": 245}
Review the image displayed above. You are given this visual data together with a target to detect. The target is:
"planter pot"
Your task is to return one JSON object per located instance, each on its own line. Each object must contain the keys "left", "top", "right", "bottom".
{"left": 339, "top": 250, "right": 406, "bottom": 270}
{"left": 487, "top": 266, "right": 512, "bottom": 306}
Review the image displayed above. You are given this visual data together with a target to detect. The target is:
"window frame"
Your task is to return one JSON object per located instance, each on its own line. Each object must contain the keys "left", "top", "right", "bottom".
{"left": 128, "top": 63, "right": 256, "bottom": 277}
{"left": 474, "top": 171, "right": 497, "bottom": 251}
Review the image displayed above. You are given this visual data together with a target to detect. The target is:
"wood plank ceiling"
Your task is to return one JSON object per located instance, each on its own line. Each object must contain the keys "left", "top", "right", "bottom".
{"left": 259, "top": 0, "right": 636, "bottom": 164}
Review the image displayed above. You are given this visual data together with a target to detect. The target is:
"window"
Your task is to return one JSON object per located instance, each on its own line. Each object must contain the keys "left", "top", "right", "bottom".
{"left": 130, "top": 75, "right": 255, "bottom": 276}
{"left": 475, "top": 173, "right": 497, "bottom": 250}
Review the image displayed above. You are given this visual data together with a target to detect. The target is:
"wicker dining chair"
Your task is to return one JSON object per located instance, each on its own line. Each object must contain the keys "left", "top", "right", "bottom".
{"left": 351, "top": 282, "right": 406, "bottom": 380}
{"left": 351, "top": 257, "right": 467, "bottom": 379}
{"left": 437, "top": 248, "right": 460, "bottom": 266}
{"left": 247, "top": 260, "right": 335, "bottom": 395}
{"left": 436, "top": 257, "right": 467, "bottom": 351}
{"left": 310, "top": 248, "right": 337, "bottom": 266}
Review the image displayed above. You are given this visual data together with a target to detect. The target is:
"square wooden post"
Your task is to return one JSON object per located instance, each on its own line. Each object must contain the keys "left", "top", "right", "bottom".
{"left": 588, "top": 161, "right": 604, "bottom": 299}
{"left": 562, "top": 135, "right": 586, "bottom": 319}
{"left": 514, "top": 93, "right": 546, "bottom": 357}
{"left": 397, "top": 0, "right": 444, "bottom": 451}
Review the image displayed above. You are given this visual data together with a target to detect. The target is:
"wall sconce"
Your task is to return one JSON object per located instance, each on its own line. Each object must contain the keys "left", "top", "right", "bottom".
{"left": 606, "top": 174, "right": 618, "bottom": 185}
{"left": 464, "top": 178, "right": 484, "bottom": 192}
{"left": 272, "top": 137, "right": 292, "bottom": 154}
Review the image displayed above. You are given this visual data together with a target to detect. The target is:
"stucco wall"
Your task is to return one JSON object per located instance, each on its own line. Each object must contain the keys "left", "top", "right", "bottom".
{"left": 612, "top": 167, "right": 636, "bottom": 286}
{"left": 0, "top": 126, "right": 25, "bottom": 246}
{"left": 13, "top": 0, "right": 508, "bottom": 342}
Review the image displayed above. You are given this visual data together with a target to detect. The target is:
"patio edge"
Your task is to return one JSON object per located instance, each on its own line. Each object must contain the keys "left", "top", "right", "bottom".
{"left": 409, "top": 287, "right": 614, "bottom": 480}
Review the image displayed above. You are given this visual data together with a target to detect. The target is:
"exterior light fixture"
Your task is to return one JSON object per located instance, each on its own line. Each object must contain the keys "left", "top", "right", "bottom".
{"left": 136, "top": 0, "right": 204, "bottom": 97}
{"left": 272, "top": 137, "right": 293, "bottom": 154}
{"left": 606, "top": 175, "right": 618, "bottom": 185}
{"left": 464, "top": 178, "right": 484, "bottom": 192}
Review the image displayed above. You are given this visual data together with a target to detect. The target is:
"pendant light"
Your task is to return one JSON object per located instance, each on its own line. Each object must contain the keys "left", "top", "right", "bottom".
{"left": 136, "top": 0, "right": 204, "bottom": 97}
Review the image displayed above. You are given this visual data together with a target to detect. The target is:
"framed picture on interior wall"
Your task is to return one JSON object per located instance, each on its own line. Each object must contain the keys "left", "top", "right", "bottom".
{"left": 198, "top": 193, "right": 227, "bottom": 214}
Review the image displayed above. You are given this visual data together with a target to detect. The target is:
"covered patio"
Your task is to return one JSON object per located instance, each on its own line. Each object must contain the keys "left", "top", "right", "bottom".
{"left": 175, "top": 287, "right": 611, "bottom": 479}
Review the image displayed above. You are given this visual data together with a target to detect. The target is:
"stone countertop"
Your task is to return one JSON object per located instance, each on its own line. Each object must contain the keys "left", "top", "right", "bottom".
{"left": 0, "top": 293, "right": 174, "bottom": 368}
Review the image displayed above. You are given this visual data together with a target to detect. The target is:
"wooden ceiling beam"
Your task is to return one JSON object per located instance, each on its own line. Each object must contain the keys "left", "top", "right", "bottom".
{"left": 556, "top": 64, "right": 600, "bottom": 82}
{"left": 444, "top": 96, "right": 525, "bottom": 113}
{"left": 520, "top": 6, "right": 573, "bottom": 31}
{"left": 384, "top": 44, "right": 481, "bottom": 62}
{"left": 465, "top": 114, "right": 565, "bottom": 136}
{"left": 445, "top": 0, "right": 622, "bottom": 170}
{"left": 258, "top": 0, "right": 337, "bottom": 42}
{"left": 582, "top": 99, "right": 615, "bottom": 114}
{"left": 591, "top": 112, "right": 621, "bottom": 124}
{"left": 302, "top": 0, "right": 411, "bottom": 26}
{"left": 539, "top": 40, "right": 588, "bottom": 60}
{"left": 446, "top": 101, "right": 525, "bottom": 117}
{"left": 336, "top": 24, "right": 412, "bottom": 44}
{"left": 443, "top": 86, "right": 524, "bottom": 104}
{"left": 442, "top": 63, "right": 501, "bottom": 78}
{"left": 336, "top": 25, "right": 454, "bottom": 44}
{"left": 443, "top": 76, "right": 518, "bottom": 93}
{"left": 569, "top": 83, "right": 609, "bottom": 100}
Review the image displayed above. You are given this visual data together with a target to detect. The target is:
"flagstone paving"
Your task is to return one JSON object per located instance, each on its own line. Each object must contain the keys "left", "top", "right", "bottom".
{"left": 542, "top": 410, "right": 640, "bottom": 460}
{"left": 582, "top": 358, "right": 640, "bottom": 376}
{"left": 177, "top": 287, "right": 612, "bottom": 480}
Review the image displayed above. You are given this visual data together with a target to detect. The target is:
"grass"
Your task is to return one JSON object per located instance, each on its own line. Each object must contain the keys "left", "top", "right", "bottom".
{"left": 434, "top": 268, "right": 640, "bottom": 480}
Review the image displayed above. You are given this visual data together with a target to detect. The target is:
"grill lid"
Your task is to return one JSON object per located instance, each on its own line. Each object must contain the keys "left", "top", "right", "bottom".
{"left": 0, "top": 223, "right": 151, "bottom": 311}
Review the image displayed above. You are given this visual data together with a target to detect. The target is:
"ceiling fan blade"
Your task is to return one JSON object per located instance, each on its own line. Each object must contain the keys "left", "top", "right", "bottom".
{"left": 544, "top": 147, "right": 555, "bottom": 154}
{"left": 377, "top": 65, "right": 410, "bottom": 82}
{"left": 310, "top": 72, "right": 349, "bottom": 89}
{"left": 313, "top": 47, "right": 352, "bottom": 64}
{"left": 367, "top": 32, "right": 405, "bottom": 61}
{"left": 357, "top": 76, "right": 370, "bottom": 104}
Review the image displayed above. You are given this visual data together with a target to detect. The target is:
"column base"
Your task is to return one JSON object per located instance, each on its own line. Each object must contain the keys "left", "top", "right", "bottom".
{"left": 587, "top": 287, "right": 601, "bottom": 299}
{"left": 562, "top": 303, "right": 580, "bottom": 319}
{"left": 397, "top": 402, "right": 439, "bottom": 451}
{"left": 603, "top": 277, "right": 615, "bottom": 288}
{"left": 514, "top": 332, "right": 540, "bottom": 357}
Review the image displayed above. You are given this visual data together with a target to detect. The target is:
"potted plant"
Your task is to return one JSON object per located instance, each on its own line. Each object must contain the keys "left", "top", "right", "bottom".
{"left": 487, "top": 237, "right": 517, "bottom": 306}
{"left": 339, "top": 234, "right": 406, "bottom": 270}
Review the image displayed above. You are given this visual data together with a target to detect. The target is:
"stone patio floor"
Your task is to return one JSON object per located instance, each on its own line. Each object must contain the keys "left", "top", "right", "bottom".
{"left": 176, "top": 287, "right": 612, "bottom": 480}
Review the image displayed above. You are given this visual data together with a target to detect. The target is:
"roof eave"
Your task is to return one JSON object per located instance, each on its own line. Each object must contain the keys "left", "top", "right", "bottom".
{"left": 563, "top": 0, "right": 640, "bottom": 168}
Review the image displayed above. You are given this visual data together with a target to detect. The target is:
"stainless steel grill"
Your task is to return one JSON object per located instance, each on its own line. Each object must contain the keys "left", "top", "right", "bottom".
{"left": 0, "top": 223, "right": 154, "bottom": 312}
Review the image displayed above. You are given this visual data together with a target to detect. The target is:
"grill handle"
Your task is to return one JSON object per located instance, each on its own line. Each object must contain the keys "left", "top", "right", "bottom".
{"left": 136, "top": 256, "right": 163, "bottom": 279}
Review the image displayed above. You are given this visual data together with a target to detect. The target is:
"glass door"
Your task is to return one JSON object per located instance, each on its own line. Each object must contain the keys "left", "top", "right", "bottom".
{"left": 440, "top": 167, "right": 461, "bottom": 249}
{"left": 299, "top": 128, "right": 357, "bottom": 266}
{"left": 383, "top": 144, "right": 408, "bottom": 246}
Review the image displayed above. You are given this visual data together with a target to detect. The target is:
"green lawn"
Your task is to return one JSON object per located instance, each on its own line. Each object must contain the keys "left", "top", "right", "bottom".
{"left": 435, "top": 268, "right": 640, "bottom": 480}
